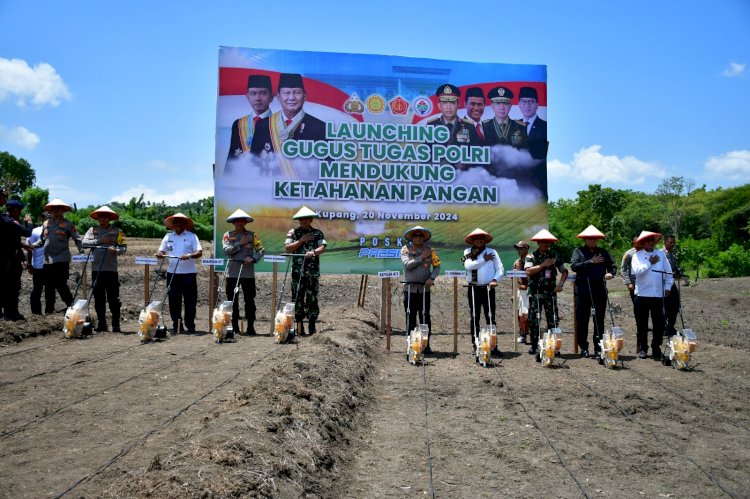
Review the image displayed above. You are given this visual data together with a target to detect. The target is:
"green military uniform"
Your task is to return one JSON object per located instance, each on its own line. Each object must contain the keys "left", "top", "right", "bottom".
{"left": 285, "top": 226, "right": 326, "bottom": 325}
{"left": 525, "top": 247, "right": 567, "bottom": 349}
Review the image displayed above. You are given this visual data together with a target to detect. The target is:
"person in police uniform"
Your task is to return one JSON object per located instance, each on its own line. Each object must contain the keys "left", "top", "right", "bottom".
{"left": 1, "top": 197, "right": 32, "bottom": 320}
{"left": 570, "top": 225, "right": 616, "bottom": 360}
{"left": 29, "top": 198, "right": 83, "bottom": 314}
{"left": 525, "top": 229, "right": 568, "bottom": 358}
{"left": 155, "top": 213, "right": 203, "bottom": 333}
{"left": 222, "top": 209, "right": 265, "bottom": 335}
{"left": 82, "top": 206, "right": 127, "bottom": 332}
{"left": 225, "top": 75, "right": 274, "bottom": 172}
{"left": 427, "top": 84, "right": 481, "bottom": 170}
{"left": 401, "top": 225, "right": 441, "bottom": 354}
{"left": 483, "top": 86, "right": 528, "bottom": 149}
{"left": 284, "top": 206, "right": 327, "bottom": 335}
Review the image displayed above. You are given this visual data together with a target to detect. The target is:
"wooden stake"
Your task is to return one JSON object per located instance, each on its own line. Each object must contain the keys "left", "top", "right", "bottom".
{"left": 386, "top": 277, "right": 392, "bottom": 351}
{"left": 512, "top": 276, "right": 518, "bottom": 353}
{"left": 144, "top": 264, "right": 150, "bottom": 307}
{"left": 453, "top": 276, "right": 458, "bottom": 353}
{"left": 208, "top": 269, "right": 216, "bottom": 332}
{"left": 270, "top": 261, "right": 278, "bottom": 335}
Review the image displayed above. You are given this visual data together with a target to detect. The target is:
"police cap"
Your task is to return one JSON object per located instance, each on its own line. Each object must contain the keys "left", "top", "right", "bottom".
{"left": 488, "top": 86, "right": 513, "bottom": 104}
{"left": 435, "top": 84, "right": 460, "bottom": 102}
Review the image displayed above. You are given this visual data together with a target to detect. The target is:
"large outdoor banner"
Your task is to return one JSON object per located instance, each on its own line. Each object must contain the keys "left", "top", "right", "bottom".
{"left": 215, "top": 47, "right": 548, "bottom": 273}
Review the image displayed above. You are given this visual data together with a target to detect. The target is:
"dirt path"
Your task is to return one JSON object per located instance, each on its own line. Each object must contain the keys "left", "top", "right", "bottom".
{"left": 0, "top": 239, "right": 748, "bottom": 498}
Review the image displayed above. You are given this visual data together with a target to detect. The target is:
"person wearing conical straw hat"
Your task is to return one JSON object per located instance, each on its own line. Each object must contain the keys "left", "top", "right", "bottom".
{"left": 462, "top": 228, "right": 504, "bottom": 356}
{"left": 82, "top": 206, "right": 127, "bottom": 332}
{"left": 570, "top": 225, "right": 616, "bottom": 361}
{"left": 631, "top": 230, "right": 673, "bottom": 360}
{"left": 524, "top": 229, "right": 568, "bottom": 358}
{"left": 284, "top": 206, "right": 327, "bottom": 335}
{"left": 28, "top": 198, "right": 83, "bottom": 314}
{"left": 222, "top": 209, "right": 265, "bottom": 335}
{"left": 401, "top": 225, "right": 441, "bottom": 354}
{"left": 512, "top": 241, "right": 531, "bottom": 344}
{"left": 155, "top": 213, "right": 203, "bottom": 334}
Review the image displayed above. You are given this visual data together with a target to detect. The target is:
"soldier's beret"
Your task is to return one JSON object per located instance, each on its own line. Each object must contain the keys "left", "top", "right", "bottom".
{"left": 435, "top": 84, "right": 460, "bottom": 102}
{"left": 247, "top": 74, "right": 272, "bottom": 92}
{"left": 278, "top": 73, "right": 304, "bottom": 91}
{"left": 488, "top": 86, "right": 513, "bottom": 104}
{"left": 519, "top": 87, "right": 538, "bottom": 101}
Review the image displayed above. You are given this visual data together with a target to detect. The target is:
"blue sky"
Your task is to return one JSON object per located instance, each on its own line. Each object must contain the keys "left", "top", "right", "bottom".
{"left": 1, "top": 0, "right": 748, "bottom": 206}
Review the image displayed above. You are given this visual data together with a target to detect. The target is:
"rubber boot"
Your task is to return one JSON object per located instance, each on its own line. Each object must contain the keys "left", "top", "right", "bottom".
{"left": 308, "top": 319, "right": 316, "bottom": 335}
{"left": 297, "top": 321, "right": 305, "bottom": 336}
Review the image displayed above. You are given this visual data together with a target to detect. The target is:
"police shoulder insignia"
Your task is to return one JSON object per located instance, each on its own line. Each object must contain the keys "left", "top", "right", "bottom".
{"left": 286, "top": 229, "right": 295, "bottom": 237}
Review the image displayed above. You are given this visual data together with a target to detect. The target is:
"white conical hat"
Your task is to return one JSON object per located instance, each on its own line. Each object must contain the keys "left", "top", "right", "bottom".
{"left": 292, "top": 206, "right": 319, "bottom": 219}
{"left": 636, "top": 230, "right": 662, "bottom": 244}
{"left": 164, "top": 212, "right": 194, "bottom": 231}
{"left": 44, "top": 198, "right": 72, "bottom": 212}
{"left": 226, "top": 209, "right": 254, "bottom": 223}
{"left": 464, "top": 227, "right": 493, "bottom": 245}
{"left": 403, "top": 225, "right": 432, "bottom": 242}
{"left": 530, "top": 229, "right": 558, "bottom": 242}
{"left": 90, "top": 205, "right": 120, "bottom": 220}
{"left": 576, "top": 224, "right": 605, "bottom": 239}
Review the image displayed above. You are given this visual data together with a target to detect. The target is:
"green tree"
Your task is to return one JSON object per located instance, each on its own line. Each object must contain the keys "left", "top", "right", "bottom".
{"left": 0, "top": 151, "right": 36, "bottom": 196}
{"left": 20, "top": 186, "right": 49, "bottom": 222}
{"left": 655, "top": 176, "right": 695, "bottom": 237}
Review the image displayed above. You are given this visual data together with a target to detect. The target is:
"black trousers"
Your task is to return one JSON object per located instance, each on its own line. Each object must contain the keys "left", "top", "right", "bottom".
{"left": 226, "top": 277, "right": 256, "bottom": 330}
{"left": 467, "top": 286, "right": 496, "bottom": 344}
{"left": 0, "top": 261, "right": 22, "bottom": 317}
{"left": 635, "top": 295, "right": 666, "bottom": 353}
{"left": 574, "top": 283, "right": 607, "bottom": 352}
{"left": 30, "top": 267, "right": 46, "bottom": 314}
{"left": 403, "top": 290, "right": 431, "bottom": 339}
{"left": 44, "top": 262, "right": 73, "bottom": 313}
{"left": 665, "top": 285, "right": 680, "bottom": 337}
{"left": 167, "top": 272, "right": 197, "bottom": 330}
{"left": 92, "top": 271, "right": 121, "bottom": 328}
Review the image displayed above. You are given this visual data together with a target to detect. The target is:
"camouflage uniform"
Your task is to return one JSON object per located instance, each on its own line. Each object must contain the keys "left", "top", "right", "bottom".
{"left": 285, "top": 226, "right": 326, "bottom": 323}
{"left": 222, "top": 228, "right": 264, "bottom": 333}
{"left": 525, "top": 248, "right": 567, "bottom": 348}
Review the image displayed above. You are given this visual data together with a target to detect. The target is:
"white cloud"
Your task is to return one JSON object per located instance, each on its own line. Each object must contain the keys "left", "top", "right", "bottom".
{"left": 549, "top": 145, "right": 666, "bottom": 185}
{"left": 704, "top": 150, "right": 750, "bottom": 180}
{"left": 111, "top": 184, "right": 213, "bottom": 205}
{"left": 0, "top": 57, "right": 72, "bottom": 107}
{"left": 722, "top": 61, "right": 746, "bottom": 78}
{"left": 0, "top": 124, "right": 40, "bottom": 149}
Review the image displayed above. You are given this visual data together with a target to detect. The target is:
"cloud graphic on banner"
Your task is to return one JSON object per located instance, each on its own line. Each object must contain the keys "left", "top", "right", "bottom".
{"left": 704, "top": 150, "right": 750, "bottom": 180}
{"left": 0, "top": 124, "right": 40, "bottom": 149}
{"left": 0, "top": 58, "right": 72, "bottom": 107}
{"left": 722, "top": 62, "right": 746, "bottom": 78}
{"left": 549, "top": 145, "right": 665, "bottom": 185}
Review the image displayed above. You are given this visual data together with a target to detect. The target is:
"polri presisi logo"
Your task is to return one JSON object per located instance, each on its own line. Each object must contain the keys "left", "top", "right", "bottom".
{"left": 366, "top": 94, "right": 386, "bottom": 114}
{"left": 344, "top": 93, "right": 365, "bottom": 114}
{"left": 412, "top": 96, "right": 432, "bottom": 117}
{"left": 389, "top": 96, "right": 409, "bottom": 116}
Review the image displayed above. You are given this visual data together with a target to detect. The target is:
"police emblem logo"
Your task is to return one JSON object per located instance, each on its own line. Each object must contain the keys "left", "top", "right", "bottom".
{"left": 443, "top": 85, "right": 452, "bottom": 95}
{"left": 412, "top": 96, "right": 433, "bottom": 117}
{"left": 366, "top": 95, "right": 386, "bottom": 114}
{"left": 344, "top": 93, "right": 364, "bottom": 114}
{"left": 498, "top": 88, "right": 505, "bottom": 96}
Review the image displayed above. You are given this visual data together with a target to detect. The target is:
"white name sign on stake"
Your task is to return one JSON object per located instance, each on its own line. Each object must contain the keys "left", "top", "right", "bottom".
{"left": 135, "top": 256, "right": 158, "bottom": 265}
{"left": 201, "top": 258, "right": 225, "bottom": 266}
{"left": 378, "top": 271, "right": 400, "bottom": 279}
{"left": 71, "top": 255, "right": 94, "bottom": 263}
{"left": 505, "top": 269, "right": 528, "bottom": 278}
{"left": 444, "top": 270, "right": 466, "bottom": 278}
{"left": 567, "top": 274, "right": 577, "bottom": 281}
{"left": 264, "top": 255, "right": 286, "bottom": 263}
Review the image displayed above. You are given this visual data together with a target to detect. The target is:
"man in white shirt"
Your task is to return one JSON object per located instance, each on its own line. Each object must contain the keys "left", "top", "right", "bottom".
{"left": 631, "top": 231, "right": 673, "bottom": 359}
{"left": 462, "top": 228, "right": 504, "bottom": 356}
{"left": 156, "top": 213, "right": 203, "bottom": 333}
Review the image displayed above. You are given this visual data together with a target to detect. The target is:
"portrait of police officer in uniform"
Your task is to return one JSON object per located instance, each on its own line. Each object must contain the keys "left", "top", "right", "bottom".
{"left": 426, "top": 84, "right": 481, "bottom": 170}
